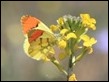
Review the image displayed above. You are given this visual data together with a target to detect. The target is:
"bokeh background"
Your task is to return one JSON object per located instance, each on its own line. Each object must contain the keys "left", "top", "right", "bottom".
{"left": 1, "top": 1, "right": 108, "bottom": 81}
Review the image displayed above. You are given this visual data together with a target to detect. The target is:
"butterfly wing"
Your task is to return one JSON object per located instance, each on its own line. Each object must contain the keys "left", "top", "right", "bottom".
{"left": 23, "top": 37, "right": 47, "bottom": 60}
{"left": 21, "top": 15, "right": 55, "bottom": 61}
{"left": 24, "top": 33, "right": 54, "bottom": 62}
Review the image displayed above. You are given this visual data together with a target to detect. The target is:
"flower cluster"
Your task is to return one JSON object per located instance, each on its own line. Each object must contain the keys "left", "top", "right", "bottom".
{"left": 50, "top": 14, "right": 97, "bottom": 56}
{"left": 50, "top": 14, "right": 97, "bottom": 80}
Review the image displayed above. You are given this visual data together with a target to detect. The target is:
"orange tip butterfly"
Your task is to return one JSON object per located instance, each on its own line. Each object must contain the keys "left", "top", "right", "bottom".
{"left": 21, "top": 15, "right": 55, "bottom": 61}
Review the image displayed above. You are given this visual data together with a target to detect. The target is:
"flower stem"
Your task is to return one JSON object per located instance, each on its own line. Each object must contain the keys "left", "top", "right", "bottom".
{"left": 50, "top": 57, "right": 68, "bottom": 76}
{"left": 67, "top": 38, "right": 74, "bottom": 81}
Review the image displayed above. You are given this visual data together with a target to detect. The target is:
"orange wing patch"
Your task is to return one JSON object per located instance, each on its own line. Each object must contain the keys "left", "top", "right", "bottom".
{"left": 21, "top": 15, "right": 40, "bottom": 34}
{"left": 28, "top": 30, "right": 43, "bottom": 43}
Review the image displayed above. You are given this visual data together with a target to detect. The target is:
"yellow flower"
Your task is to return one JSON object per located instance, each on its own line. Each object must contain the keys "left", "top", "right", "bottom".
{"left": 80, "top": 14, "right": 96, "bottom": 30}
{"left": 57, "top": 17, "right": 64, "bottom": 25}
{"left": 50, "top": 25, "right": 58, "bottom": 32}
{"left": 80, "top": 34, "right": 97, "bottom": 47}
{"left": 60, "top": 29, "right": 69, "bottom": 35}
{"left": 66, "top": 32, "right": 77, "bottom": 40}
{"left": 58, "top": 40, "right": 67, "bottom": 48}
{"left": 69, "top": 73, "right": 77, "bottom": 81}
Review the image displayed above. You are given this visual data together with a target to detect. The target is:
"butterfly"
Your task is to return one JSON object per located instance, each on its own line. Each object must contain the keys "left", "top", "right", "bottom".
{"left": 21, "top": 15, "right": 55, "bottom": 61}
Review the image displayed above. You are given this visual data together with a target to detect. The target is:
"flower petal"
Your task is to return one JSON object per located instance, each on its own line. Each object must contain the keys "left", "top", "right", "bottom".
{"left": 60, "top": 29, "right": 69, "bottom": 35}
{"left": 66, "top": 33, "right": 77, "bottom": 40}
{"left": 58, "top": 40, "right": 67, "bottom": 48}
{"left": 69, "top": 73, "right": 77, "bottom": 81}
{"left": 90, "top": 37, "right": 97, "bottom": 45}
{"left": 50, "top": 25, "right": 58, "bottom": 32}
{"left": 80, "top": 34, "right": 90, "bottom": 41}
{"left": 83, "top": 41, "right": 91, "bottom": 47}
{"left": 57, "top": 17, "right": 64, "bottom": 25}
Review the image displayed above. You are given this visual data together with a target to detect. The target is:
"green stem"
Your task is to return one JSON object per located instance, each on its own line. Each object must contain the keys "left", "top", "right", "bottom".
{"left": 73, "top": 47, "right": 88, "bottom": 64}
{"left": 67, "top": 54, "right": 73, "bottom": 81}
{"left": 50, "top": 57, "right": 68, "bottom": 76}
{"left": 67, "top": 39, "right": 74, "bottom": 81}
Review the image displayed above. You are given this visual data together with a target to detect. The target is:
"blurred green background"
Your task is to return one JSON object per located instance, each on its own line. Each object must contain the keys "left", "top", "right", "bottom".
{"left": 1, "top": 1, "right": 108, "bottom": 81}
